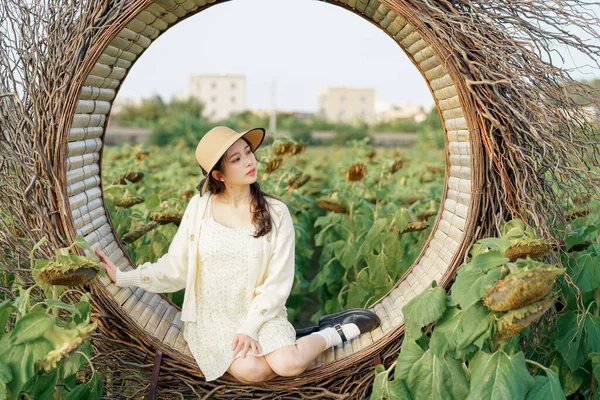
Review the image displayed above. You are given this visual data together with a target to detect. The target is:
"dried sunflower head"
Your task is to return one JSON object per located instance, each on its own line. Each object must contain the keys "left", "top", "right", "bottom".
{"left": 483, "top": 265, "right": 563, "bottom": 312}
{"left": 115, "top": 196, "right": 144, "bottom": 208}
{"left": 365, "top": 150, "right": 376, "bottom": 161}
{"left": 135, "top": 151, "right": 149, "bottom": 162}
{"left": 291, "top": 143, "right": 307, "bottom": 155}
{"left": 121, "top": 221, "right": 159, "bottom": 244}
{"left": 346, "top": 164, "right": 367, "bottom": 182}
{"left": 148, "top": 209, "right": 183, "bottom": 225}
{"left": 389, "top": 160, "right": 403, "bottom": 175}
{"left": 316, "top": 197, "right": 347, "bottom": 214}
{"left": 492, "top": 293, "right": 555, "bottom": 341}
{"left": 274, "top": 142, "right": 294, "bottom": 156}
{"left": 119, "top": 171, "right": 144, "bottom": 185}
{"left": 35, "top": 253, "right": 101, "bottom": 286}
{"left": 504, "top": 238, "right": 553, "bottom": 262}
{"left": 266, "top": 158, "right": 283, "bottom": 173}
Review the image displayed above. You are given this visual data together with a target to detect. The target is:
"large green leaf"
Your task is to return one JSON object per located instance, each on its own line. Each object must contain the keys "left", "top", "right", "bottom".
{"left": 550, "top": 354, "right": 582, "bottom": 396}
{"left": 21, "top": 368, "right": 59, "bottom": 400}
{"left": 359, "top": 218, "right": 388, "bottom": 256}
{"left": 451, "top": 263, "right": 504, "bottom": 309}
{"left": 525, "top": 366, "right": 565, "bottom": 400}
{"left": 554, "top": 311, "right": 600, "bottom": 371}
{"left": 3, "top": 337, "right": 53, "bottom": 398}
{"left": 371, "top": 364, "right": 412, "bottom": 400}
{"left": 402, "top": 284, "right": 447, "bottom": 340}
{"left": 332, "top": 239, "right": 359, "bottom": 270}
{"left": 467, "top": 251, "right": 510, "bottom": 272}
{"left": 405, "top": 348, "right": 470, "bottom": 400}
{"left": 0, "top": 299, "right": 14, "bottom": 334}
{"left": 64, "top": 370, "right": 103, "bottom": 400}
{"left": 395, "top": 340, "right": 425, "bottom": 381}
{"left": 567, "top": 252, "right": 600, "bottom": 295}
{"left": 0, "top": 361, "right": 11, "bottom": 400}
{"left": 429, "top": 304, "right": 494, "bottom": 358}
{"left": 10, "top": 311, "right": 54, "bottom": 345}
{"left": 467, "top": 350, "right": 534, "bottom": 400}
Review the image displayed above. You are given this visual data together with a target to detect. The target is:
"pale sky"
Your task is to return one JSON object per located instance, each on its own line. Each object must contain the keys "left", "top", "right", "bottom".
{"left": 116, "top": 0, "right": 599, "bottom": 113}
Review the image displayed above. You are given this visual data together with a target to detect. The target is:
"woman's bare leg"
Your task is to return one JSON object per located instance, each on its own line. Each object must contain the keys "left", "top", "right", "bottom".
{"left": 227, "top": 353, "right": 277, "bottom": 383}
{"left": 263, "top": 333, "right": 328, "bottom": 377}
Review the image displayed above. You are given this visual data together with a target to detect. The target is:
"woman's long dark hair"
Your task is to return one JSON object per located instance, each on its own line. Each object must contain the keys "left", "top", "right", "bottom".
{"left": 197, "top": 137, "right": 283, "bottom": 238}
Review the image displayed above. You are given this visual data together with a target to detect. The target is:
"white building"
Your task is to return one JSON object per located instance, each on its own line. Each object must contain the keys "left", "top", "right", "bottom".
{"left": 376, "top": 101, "right": 428, "bottom": 123}
{"left": 318, "top": 87, "right": 376, "bottom": 125}
{"left": 187, "top": 74, "right": 247, "bottom": 121}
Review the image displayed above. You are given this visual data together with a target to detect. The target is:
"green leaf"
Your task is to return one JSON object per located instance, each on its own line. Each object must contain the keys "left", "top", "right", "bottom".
{"left": 500, "top": 219, "right": 526, "bottom": 238}
{"left": 45, "top": 299, "right": 82, "bottom": 319}
{"left": 549, "top": 354, "right": 581, "bottom": 396}
{"left": 567, "top": 252, "right": 600, "bottom": 295}
{"left": 333, "top": 239, "right": 359, "bottom": 270}
{"left": 21, "top": 368, "right": 59, "bottom": 400}
{"left": 477, "top": 237, "right": 513, "bottom": 254}
{"left": 553, "top": 311, "right": 600, "bottom": 371}
{"left": 0, "top": 299, "right": 14, "bottom": 334}
{"left": 402, "top": 283, "right": 447, "bottom": 340}
{"left": 359, "top": 218, "right": 388, "bottom": 256}
{"left": 468, "top": 251, "right": 510, "bottom": 272}
{"left": 64, "top": 370, "right": 103, "bottom": 400}
{"left": 405, "top": 348, "right": 470, "bottom": 400}
{"left": 10, "top": 312, "right": 54, "bottom": 345}
{"left": 565, "top": 224, "right": 597, "bottom": 251}
{"left": 430, "top": 303, "right": 494, "bottom": 358}
{"left": 391, "top": 208, "right": 411, "bottom": 234}
{"left": 371, "top": 363, "right": 412, "bottom": 400}
{"left": 525, "top": 366, "right": 565, "bottom": 400}
{"left": 395, "top": 340, "right": 426, "bottom": 381}
{"left": 451, "top": 263, "right": 504, "bottom": 309}
{"left": 365, "top": 252, "right": 391, "bottom": 291}
{"left": 467, "top": 351, "right": 534, "bottom": 400}
{"left": 3, "top": 337, "right": 53, "bottom": 398}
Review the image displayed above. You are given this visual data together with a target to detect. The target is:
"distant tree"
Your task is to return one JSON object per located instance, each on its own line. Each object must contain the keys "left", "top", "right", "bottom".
{"left": 167, "top": 96, "right": 205, "bottom": 117}
{"left": 112, "top": 94, "right": 167, "bottom": 126}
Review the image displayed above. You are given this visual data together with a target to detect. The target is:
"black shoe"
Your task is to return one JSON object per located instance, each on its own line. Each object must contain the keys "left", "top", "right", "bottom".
{"left": 318, "top": 308, "right": 380, "bottom": 342}
{"left": 295, "top": 325, "right": 320, "bottom": 340}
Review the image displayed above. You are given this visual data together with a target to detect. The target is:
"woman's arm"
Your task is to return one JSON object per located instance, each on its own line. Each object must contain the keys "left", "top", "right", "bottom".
{"left": 236, "top": 204, "right": 296, "bottom": 340}
{"left": 115, "top": 196, "right": 197, "bottom": 293}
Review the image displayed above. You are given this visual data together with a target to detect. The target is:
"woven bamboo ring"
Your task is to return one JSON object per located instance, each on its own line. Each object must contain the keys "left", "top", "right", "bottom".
{"left": 61, "top": 0, "right": 482, "bottom": 391}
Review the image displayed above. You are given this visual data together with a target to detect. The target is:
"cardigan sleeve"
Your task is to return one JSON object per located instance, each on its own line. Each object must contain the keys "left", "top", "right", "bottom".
{"left": 236, "top": 204, "right": 296, "bottom": 340}
{"left": 115, "top": 196, "right": 197, "bottom": 293}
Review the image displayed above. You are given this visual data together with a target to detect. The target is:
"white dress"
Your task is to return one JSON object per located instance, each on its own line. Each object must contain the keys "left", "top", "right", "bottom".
{"left": 183, "top": 193, "right": 297, "bottom": 381}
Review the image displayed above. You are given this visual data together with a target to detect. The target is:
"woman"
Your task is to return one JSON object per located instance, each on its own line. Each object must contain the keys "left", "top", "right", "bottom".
{"left": 96, "top": 126, "right": 380, "bottom": 383}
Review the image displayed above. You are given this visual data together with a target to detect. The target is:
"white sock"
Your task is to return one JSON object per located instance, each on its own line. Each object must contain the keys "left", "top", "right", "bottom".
{"left": 310, "top": 323, "right": 361, "bottom": 349}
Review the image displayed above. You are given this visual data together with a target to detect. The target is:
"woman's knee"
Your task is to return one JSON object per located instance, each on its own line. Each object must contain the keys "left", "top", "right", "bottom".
{"left": 265, "top": 351, "right": 305, "bottom": 377}
{"left": 227, "top": 356, "right": 273, "bottom": 383}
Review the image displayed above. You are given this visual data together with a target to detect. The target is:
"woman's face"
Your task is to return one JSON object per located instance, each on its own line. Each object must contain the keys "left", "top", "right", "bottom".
{"left": 213, "top": 139, "right": 257, "bottom": 187}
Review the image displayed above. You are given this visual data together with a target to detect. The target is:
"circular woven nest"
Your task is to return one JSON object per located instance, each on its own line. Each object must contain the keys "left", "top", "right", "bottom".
{"left": 1, "top": 0, "right": 599, "bottom": 398}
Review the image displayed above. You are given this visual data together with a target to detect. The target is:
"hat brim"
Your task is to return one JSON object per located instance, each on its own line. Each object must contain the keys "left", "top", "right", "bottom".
{"left": 200, "top": 127, "right": 266, "bottom": 196}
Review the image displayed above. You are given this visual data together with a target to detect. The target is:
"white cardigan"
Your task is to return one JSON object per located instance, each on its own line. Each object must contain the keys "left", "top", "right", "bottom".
{"left": 115, "top": 191, "right": 296, "bottom": 340}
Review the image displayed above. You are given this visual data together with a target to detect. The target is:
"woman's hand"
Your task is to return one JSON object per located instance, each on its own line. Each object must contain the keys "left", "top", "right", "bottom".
{"left": 95, "top": 248, "right": 117, "bottom": 284}
{"left": 232, "top": 333, "right": 262, "bottom": 359}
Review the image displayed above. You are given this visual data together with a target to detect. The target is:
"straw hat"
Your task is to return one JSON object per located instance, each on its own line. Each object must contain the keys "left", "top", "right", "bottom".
{"left": 195, "top": 126, "right": 266, "bottom": 196}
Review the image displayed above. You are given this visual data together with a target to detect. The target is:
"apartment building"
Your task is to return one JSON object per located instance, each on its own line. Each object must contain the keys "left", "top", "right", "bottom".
{"left": 318, "top": 87, "right": 376, "bottom": 125}
{"left": 187, "top": 74, "right": 247, "bottom": 121}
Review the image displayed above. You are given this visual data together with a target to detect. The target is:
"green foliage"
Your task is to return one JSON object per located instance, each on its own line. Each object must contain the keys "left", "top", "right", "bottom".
{"left": 370, "top": 211, "right": 600, "bottom": 399}
{"left": 0, "top": 237, "right": 100, "bottom": 400}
